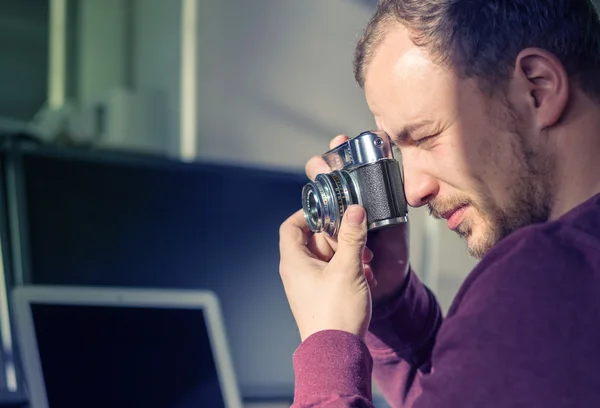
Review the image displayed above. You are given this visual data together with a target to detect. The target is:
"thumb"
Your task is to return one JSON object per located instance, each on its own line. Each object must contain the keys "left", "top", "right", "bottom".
{"left": 333, "top": 205, "right": 368, "bottom": 270}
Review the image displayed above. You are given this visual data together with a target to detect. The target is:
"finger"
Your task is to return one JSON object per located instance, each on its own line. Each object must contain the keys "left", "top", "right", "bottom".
{"left": 362, "top": 246, "right": 374, "bottom": 263}
{"left": 305, "top": 135, "right": 350, "bottom": 181}
{"left": 279, "top": 209, "right": 314, "bottom": 255}
{"left": 282, "top": 208, "right": 339, "bottom": 262}
{"left": 307, "top": 232, "right": 340, "bottom": 262}
{"left": 331, "top": 205, "right": 368, "bottom": 274}
{"left": 364, "top": 264, "right": 377, "bottom": 288}
{"left": 364, "top": 263, "right": 374, "bottom": 281}
{"left": 330, "top": 134, "right": 349, "bottom": 149}
{"left": 307, "top": 235, "right": 335, "bottom": 262}
{"left": 305, "top": 155, "right": 330, "bottom": 181}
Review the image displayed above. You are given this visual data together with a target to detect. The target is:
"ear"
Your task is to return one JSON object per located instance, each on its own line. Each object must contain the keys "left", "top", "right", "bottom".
{"left": 513, "top": 48, "right": 569, "bottom": 130}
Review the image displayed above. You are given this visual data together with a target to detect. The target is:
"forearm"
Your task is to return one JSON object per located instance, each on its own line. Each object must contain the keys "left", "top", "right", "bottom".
{"left": 367, "top": 270, "right": 443, "bottom": 407}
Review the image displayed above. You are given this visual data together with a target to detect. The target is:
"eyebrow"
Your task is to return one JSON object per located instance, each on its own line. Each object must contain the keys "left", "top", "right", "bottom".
{"left": 394, "top": 120, "right": 435, "bottom": 144}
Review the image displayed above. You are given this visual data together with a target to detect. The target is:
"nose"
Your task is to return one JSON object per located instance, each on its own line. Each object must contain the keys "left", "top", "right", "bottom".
{"left": 401, "top": 155, "right": 439, "bottom": 208}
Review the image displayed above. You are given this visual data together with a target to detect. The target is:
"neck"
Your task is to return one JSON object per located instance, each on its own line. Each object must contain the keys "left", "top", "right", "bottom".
{"left": 550, "top": 100, "right": 600, "bottom": 220}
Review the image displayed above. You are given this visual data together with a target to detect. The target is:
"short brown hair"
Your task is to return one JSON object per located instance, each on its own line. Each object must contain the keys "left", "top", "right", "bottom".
{"left": 354, "top": 0, "right": 600, "bottom": 99}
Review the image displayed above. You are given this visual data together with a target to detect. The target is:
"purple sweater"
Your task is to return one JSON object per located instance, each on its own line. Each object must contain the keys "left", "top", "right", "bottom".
{"left": 292, "top": 193, "right": 600, "bottom": 407}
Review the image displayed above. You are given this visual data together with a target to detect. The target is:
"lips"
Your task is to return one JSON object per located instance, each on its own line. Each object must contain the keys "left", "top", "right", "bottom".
{"left": 441, "top": 205, "right": 468, "bottom": 230}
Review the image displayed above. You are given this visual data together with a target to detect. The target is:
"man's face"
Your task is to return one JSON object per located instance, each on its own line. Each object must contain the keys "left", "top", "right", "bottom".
{"left": 364, "top": 25, "right": 555, "bottom": 258}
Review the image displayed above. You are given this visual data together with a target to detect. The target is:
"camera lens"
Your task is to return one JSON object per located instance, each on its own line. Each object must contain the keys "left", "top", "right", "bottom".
{"left": 302, "top": 186, "right": 324, "bottom": 232}
{"left": 302, "top": 170, "right": 355, "bottom": 236}
{"left": 307, "top": 190, "right": 321, "bottom": 223}
{"left": 302, "top": 183, "right": 326, "bottom": 233}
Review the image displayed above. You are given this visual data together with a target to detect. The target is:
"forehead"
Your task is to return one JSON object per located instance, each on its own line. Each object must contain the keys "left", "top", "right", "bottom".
{"left": 364, "top": 25, "right": 461, "bottom": 127}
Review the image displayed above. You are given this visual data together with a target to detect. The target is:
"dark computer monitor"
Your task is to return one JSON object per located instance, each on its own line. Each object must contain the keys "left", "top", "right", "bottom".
{"left": 32, "top": 303, "right": 226, "bottom": 407}
{"left": 10, "top": 145, "right": 306, "bottom": 398}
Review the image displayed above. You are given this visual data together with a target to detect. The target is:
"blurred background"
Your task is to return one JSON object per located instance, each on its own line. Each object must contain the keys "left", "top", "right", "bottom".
{"left": 0, "top": 0, "right": 496, "bottom": 406}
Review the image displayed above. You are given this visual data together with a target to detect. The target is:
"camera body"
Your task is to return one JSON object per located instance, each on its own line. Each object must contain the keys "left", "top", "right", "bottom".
{"left": 302, "top": 130, "right": 408, "bottom": 237}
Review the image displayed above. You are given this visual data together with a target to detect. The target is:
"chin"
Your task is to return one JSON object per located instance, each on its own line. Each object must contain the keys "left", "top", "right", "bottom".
{"left": 457, "top": 220, "right": 486, "bottom": 259}
{"left": 466, "top": 239, "right": 486, "bottom": 260}
{"left": 464, "top": 222, "right": 503, "bottom": 259}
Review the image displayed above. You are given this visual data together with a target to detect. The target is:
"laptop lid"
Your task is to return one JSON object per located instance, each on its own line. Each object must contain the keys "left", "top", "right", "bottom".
{"left": 11, "top": 285, "right": 243, "bottom": 408}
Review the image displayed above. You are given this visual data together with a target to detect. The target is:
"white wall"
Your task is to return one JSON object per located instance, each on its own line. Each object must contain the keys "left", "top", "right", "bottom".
{"left": 435, "top": 221, "right": 478, "bottom": 311}
{"left": 76, "top": 0, "right": 128, "bottom": 104}
{"left": 193, "top": 0, "right": 376, "bottom": 171}
{"left": 132, "top": 0, "right": 182, "bottom": 156}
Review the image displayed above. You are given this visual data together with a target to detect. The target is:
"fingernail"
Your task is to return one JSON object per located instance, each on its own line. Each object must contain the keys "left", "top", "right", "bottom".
{"left": 318, "top": 166, "right": 330, "bottom": 175}
{"left": 364, "top": 247, "right": 374, "bottom": 261}
{"left": 346, "top": 206, "right": 366, "bottom": 226}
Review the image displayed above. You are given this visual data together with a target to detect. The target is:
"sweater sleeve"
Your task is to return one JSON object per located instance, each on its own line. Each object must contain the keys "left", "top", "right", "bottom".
{"left": 291, "top": 330, "right": 374, "bottom": 407}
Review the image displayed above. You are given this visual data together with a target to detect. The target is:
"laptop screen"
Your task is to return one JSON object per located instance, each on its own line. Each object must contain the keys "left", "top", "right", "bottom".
{"left": 29, "top": 303, "right": 226, "bottom": 408}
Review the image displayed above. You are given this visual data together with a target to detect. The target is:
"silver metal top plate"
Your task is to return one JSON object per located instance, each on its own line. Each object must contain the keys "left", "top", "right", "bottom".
{"left": 321, "top": 131, "right": 394, "bottom": 171}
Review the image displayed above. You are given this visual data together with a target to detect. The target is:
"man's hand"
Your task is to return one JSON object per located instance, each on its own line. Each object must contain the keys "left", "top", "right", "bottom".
{"left": 304, "top": 135, "right": 411, "bottom": 306}
{"left": 278, "top": 135, "right": 411, "bottom": 342}
{"left": 279, "top": 205, "right": 373, "bottom": 341}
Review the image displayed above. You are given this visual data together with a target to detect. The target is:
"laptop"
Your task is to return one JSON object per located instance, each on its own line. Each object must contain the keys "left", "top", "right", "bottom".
{"left": 10, "top": 286, "right": 243, "bottom": 408}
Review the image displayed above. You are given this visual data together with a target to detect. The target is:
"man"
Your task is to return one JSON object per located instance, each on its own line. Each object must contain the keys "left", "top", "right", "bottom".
{"left": 278, "top": 0, "right": 600, "bottom": 407}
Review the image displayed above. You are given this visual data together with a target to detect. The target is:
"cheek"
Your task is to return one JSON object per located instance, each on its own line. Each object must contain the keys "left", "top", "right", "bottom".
{"left": 428, "top": 139, "right": 479, "bottom": 188}
{"left": 448, "top": 125, "right": 515, "bottom": 193}
{"left": 433, "top": 136, "right": 505, "bottom": 216}
{"left": 461, "top": 131, "right": 497, "bottom": 173}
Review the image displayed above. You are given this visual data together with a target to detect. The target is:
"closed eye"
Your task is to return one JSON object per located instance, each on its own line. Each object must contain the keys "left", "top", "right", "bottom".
{"left": 413, "top": 132, "right": 441, "bottom": 148}
{"left": 392, "top": 135, "right": 436, "bottom": 152}
{"left": 414, "top": 135, "right": 434, "bottom": 146}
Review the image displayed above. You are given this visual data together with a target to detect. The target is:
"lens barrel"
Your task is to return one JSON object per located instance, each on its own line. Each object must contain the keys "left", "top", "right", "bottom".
{"left": 302, "top": 170, "right": 355, "bottom": 237}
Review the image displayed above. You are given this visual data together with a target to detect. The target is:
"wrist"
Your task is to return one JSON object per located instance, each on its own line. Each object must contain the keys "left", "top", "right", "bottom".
{"left": 371, "top": 266, "right": 412, "bottom": 309}
{"left": 373, "top": 267, "right": 414, "bottom": 312}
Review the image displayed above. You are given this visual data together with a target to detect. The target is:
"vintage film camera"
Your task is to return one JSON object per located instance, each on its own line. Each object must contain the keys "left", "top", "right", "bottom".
{"left": 302, "top": 130, "right": 409, "bottom": 237}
